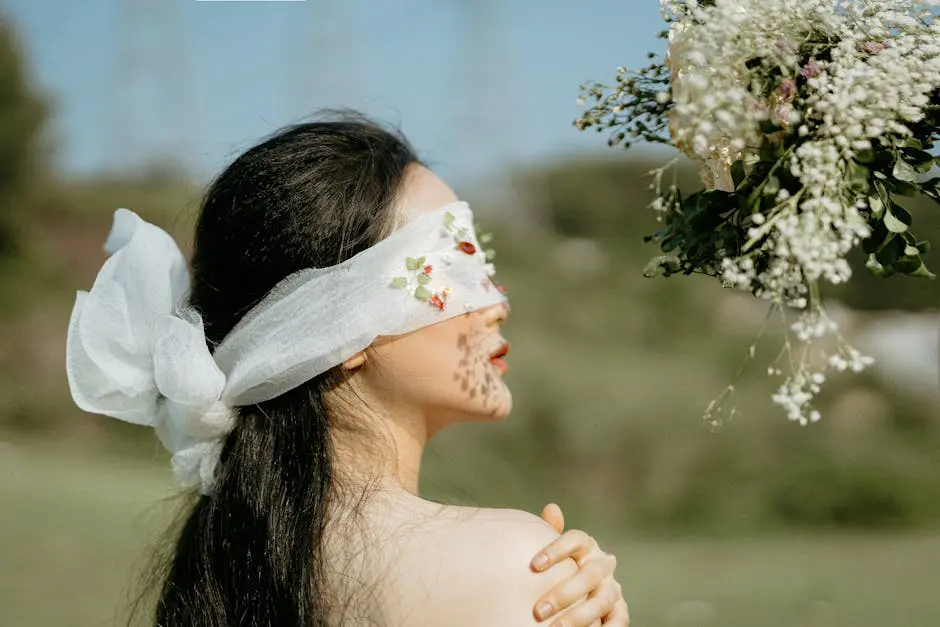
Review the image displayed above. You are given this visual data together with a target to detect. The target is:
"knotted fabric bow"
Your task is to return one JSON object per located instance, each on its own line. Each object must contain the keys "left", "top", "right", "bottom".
{"left": 66, "top": 203, "right": 505, "bottom": 494}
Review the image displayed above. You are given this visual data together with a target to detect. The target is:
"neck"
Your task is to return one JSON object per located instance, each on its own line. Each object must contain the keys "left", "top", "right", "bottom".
{"left": 329, "top": 396, "right": 429, "bottom": 496}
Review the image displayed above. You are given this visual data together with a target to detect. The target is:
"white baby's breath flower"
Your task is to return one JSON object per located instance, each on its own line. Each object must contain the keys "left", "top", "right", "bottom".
{"left": 653, "top": 0, "right": 939, "bottom": 423}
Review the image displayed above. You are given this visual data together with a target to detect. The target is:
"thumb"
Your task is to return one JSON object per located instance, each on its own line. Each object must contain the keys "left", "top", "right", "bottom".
{"left": 540, "top": 502, "right": 565, "bottom": 534}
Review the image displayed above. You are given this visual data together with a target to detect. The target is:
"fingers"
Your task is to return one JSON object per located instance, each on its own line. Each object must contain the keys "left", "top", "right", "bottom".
{"left": 541, "top": 503, "right": 565, "bottom": 534}
{"left": 532, "top": 529, "right": 600, "bottom": 572}
{"left": 604, "top": 599, "right": 630, "bottom": 626}
{"left": 542, "top": 575, "right": 622, "bottom": 627}
{"left": 533, "top": 555, "right": 617, "bottom": 622}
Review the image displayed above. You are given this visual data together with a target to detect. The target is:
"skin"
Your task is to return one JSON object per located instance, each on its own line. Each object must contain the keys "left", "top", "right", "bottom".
{"left": 321, "top": 165, "right": 628, "bottom": 627}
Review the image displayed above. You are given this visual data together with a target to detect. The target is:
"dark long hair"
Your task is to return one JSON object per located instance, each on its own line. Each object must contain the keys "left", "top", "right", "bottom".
{"left": 153, "top": 115, "right": 420, "bottom": 627}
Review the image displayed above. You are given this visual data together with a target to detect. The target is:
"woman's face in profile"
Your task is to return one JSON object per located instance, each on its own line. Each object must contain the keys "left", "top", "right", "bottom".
{"left": 356, "top": 165, "right": 512, "bottom": 433}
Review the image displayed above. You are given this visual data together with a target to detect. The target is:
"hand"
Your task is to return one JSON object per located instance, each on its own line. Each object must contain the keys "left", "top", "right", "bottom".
{"left": 531, "top": 503, "right": 629, "bottom": 627}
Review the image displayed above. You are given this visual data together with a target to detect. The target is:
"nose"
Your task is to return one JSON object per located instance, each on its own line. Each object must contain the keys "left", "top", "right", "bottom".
{"left": 482, "top": 302, "right": 510, "bottom": 326}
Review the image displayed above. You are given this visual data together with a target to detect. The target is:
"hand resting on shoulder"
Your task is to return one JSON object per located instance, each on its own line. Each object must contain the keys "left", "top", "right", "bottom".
{"left": 377, "top": 507, "right": 585, "bottom": 627}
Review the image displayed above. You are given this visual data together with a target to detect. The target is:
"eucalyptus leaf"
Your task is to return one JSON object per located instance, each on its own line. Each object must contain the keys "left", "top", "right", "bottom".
{"left": 759, "top": 120, "right": 784, "bottom": 134}
{"left": 868, "top": 194, "right": 885, "bottom": 218}
{"left": 888, "top": 178, "right": 918, "bottom": 196}
{"left": 731, "top": 160, "right": 747, "bottom": 189}
{"left": 875, "top": 235, "right": 904, "bottom": 266}
{"left": 896, "top": 253, "right": 935, "bottom": 278}
{"left": 874, "top": 179, "right": 891, "bottom": 208}
{"left": 763, "top": 175, "right": 781, "bottom": 197}
{"left": 883, "top": 212, "right": 908, "bottom": 234}
{"left": 405, "top": 257, "right": 419, "bottom": 271}
{"left": 866, "top": 253, "right": 894, "bottom": 277}
{"left": 892, "top": 158, "right": 918, "bottom": 183}
{"left": 900, "top": 147, "right": 934, "bottom": 173}
{"left": 643, "top": 255, "right": 682, "bottom": 278}
{"left": 846, "top": 161, "right": 870, "bottom": 193}
{"left": 391, "top": 277, "right": 407, "bottom": 289}
{"left": 417, "top": 273, "right": 431, "bottom": 285}
{"left": 414, "top": 285, "right": 432, "bottom": 300}
{"left": 855, "top": 149, "right": 876, "bottom": 164}
{"left": 862, "top": 219, "right": 887, "bottom": 255}
{"left": 661, "top": 235, "right": 681, "bottom": 253}
{"left": 883, "top": 204, "right": 912, "bottom": 234}
{"left": 862, "top": 235, "right": 881, "bottom": 256}
{"left": 909, "top": 262, "right": 937, "bottom": 279}
{"left": 856, "top": 148, "right": 894, "bottom": 170}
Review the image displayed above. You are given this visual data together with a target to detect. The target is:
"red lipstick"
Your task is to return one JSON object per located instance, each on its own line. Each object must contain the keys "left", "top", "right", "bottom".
{"left": 489, "top": 342, "right": 510, "bottom": 374}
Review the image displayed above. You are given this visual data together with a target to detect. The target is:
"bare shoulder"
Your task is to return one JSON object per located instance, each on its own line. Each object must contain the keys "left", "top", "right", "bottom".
{"left": 385, "top": 506, "right": 578, "bottom": 627}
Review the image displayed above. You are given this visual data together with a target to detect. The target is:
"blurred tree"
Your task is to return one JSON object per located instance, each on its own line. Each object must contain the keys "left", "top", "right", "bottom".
{"left": 0, "top": 15, "right": 48, "bottom": 258}
{"left": 515, "top": 155, "right": 692, "bottom": 244}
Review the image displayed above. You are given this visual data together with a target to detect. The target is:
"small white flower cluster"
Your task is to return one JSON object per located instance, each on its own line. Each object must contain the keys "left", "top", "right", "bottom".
{"left": 661, "top": 0, "right": 940, "bottom": 423}
{"left": 772, "top": 371, "right": 826, "bottom": 425}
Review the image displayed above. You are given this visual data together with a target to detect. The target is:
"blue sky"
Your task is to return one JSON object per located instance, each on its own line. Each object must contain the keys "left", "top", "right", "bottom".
{"left": 4, "top": 0, "right": 663, "bottom": 186}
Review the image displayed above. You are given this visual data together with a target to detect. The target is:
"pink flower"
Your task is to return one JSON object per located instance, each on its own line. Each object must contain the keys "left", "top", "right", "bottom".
{"left": 862, "top": 41, "right": 887, "bottom": 54}
{"left": 779, "top": 79, "right": 797, "bottom": 99}
{"left": 800, "top": 60, "right": 821, "bottom": 78}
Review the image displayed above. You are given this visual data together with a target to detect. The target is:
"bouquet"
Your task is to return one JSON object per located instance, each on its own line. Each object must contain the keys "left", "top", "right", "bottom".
{"left": 576, "top": 0, "right": 940, "bottom": 425}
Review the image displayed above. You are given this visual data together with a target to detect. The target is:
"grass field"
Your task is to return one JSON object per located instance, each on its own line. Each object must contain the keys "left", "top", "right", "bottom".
{"left": 2, "top": 440, "right": 939, "bottom": 627}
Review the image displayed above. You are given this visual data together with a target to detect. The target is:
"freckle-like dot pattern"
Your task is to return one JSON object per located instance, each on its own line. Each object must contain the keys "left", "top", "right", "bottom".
{"left": 453, "top": 328, "right": 504, "bottom": 412}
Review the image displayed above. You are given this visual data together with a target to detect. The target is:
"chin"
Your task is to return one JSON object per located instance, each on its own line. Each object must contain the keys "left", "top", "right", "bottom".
{"left": 481, "top": 387, "right": 513, "bottom": 422}
{"left": 442, "top": 387, "right": 512, "bottom": 427}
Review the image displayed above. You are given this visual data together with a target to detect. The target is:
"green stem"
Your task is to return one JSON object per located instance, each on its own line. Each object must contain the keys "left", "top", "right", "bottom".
{"left": 742, "top": 188, "right": 805, "bottom": 252}
{"left": 747, "top": 144, "right": 795, "bottom": 207}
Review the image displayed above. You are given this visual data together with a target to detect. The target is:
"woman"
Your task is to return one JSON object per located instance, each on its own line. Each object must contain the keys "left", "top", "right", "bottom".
{"left": 66, "top": 114, "right": 628, "bottom": 626}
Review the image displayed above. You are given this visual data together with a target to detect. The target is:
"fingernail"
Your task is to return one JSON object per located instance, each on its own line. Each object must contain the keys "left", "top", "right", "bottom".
{"left": 532, "top": 553, "right": 549, "bottom": 571}
{"left": 536, "top": 601, "right": 554, "bottom": 620}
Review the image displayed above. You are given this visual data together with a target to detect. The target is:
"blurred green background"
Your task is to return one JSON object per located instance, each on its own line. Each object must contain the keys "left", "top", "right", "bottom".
{"left": 2, "top": 7, "right": 940, "bottom": 627}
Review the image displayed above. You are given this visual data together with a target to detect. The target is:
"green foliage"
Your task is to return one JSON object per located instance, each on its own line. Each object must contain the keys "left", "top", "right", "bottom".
{"left": 0, "top": 17, "right": 48, "bottom": 258}
{"left": 517, "top": 156, "right": 700, "bottom": 241}
{"left": 644, "top": 136, "right": 939, "bottom": 283}
{"left": 827, "top": 188, "right": 939, "bottom": 310}
{"left": 851, "top": 142, "right": 937, "bottom": 279}
{"left": 518, "top": 153, "right": 939, "bottom": 311}
{"left": 645, "top": 188, "right": 741, "bottom": 277}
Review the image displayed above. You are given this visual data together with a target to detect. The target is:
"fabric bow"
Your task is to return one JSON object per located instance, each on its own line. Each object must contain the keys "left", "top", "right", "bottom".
{"left": 66, "top": 209, "right": 233, "bottom": 493}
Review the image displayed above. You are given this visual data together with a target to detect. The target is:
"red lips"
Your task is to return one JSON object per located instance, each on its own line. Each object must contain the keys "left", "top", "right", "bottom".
{"left": 489, "top": 342, "right": 510, "bottom": 373}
